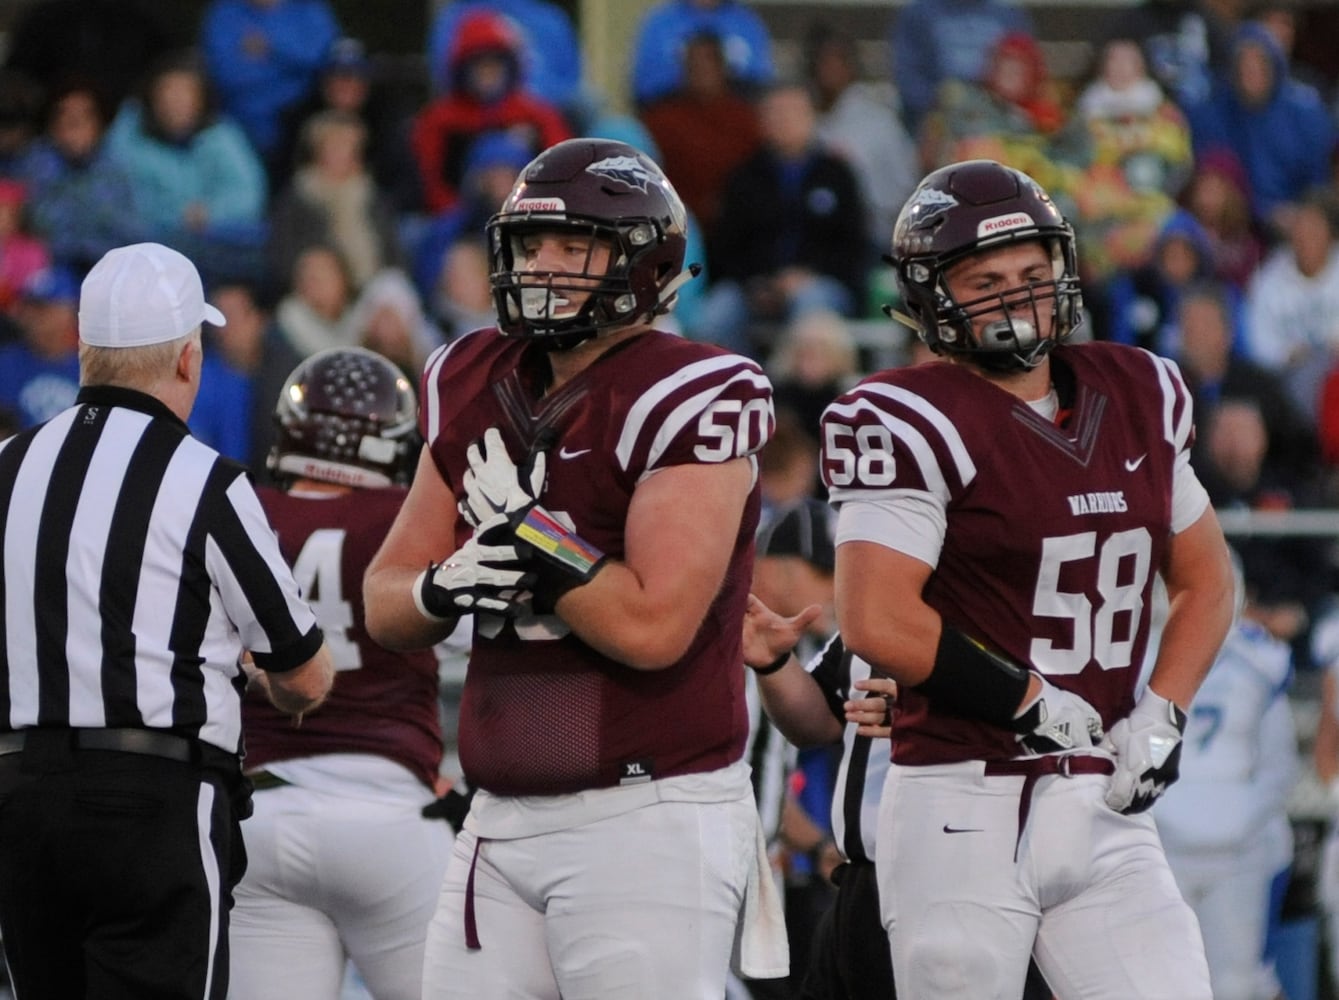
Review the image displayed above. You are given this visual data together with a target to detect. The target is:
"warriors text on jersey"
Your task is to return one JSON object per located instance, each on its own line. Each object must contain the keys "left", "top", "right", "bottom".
{"left": 245, "top": 486, "right": 443, "bottom": 788}
{"left": 420, "top": 328, "right": 773, "bottom": 795}
{"left": 821, "top": 342, "right": 1198, "bottom": 765}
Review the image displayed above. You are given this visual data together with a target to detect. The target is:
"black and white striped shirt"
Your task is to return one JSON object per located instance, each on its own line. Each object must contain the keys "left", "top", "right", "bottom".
{"left": 807, "top": 634, "right": 888, "bottom": 864}
{"left": 0, "top": 385, "right": 323, "bottom": 754}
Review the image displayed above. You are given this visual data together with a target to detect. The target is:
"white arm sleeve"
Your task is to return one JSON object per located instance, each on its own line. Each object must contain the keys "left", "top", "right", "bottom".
{"left": 834, "top": 490, "right": 946, "bottom": 568}
{"left": 1170, "top": 449, "right": 1211, "bottom": 534}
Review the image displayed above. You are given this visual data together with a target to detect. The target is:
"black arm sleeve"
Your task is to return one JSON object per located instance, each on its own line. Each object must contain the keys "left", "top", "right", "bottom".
{"left": 912, "top": 627, "right": 1031, "bottom": 728}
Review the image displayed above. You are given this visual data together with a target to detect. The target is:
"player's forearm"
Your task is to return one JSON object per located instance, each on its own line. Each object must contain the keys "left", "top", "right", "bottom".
{"left": 1150, "top": 510, "right": 1236, "bottom": 708}
{"left": 363, "top": 565, "right": 462, "bottom": 651}
{"left": 551, "top": 560, "right": 707, "bottom": 670}
{"left": 1147, "top": 589, "right": 1234, "bottom": 709}
{"left": 835, "top": 544, "right": 941, "bottom": 686}
{"left": 837, "top": 598, "right": 939, "bottom": 687}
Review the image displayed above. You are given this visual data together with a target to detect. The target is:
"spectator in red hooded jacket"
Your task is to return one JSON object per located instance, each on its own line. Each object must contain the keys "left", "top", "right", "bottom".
{"left": 411, "top": 8, "right": 570, "bottom": 214}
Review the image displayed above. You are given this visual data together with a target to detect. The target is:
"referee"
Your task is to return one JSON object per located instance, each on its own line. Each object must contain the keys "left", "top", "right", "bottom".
{"left": 744, "top": 612, "right": 895, "bottom": 1000}
{"left": 744, "top": 614, "right": 1054, "bottom": 1000}
{"left": 0, "top": 243, "right": 335, "bottom": 999}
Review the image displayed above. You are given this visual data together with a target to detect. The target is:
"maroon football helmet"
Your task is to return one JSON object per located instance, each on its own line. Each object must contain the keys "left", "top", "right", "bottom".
{"left": 268, "top": 347, "right": 419, "bottom": 489}
{"left": 486, "top": 138, "right": 693, "bottom": 350}
{"left": 890, "top": 159, "right": 1083, "bottom": 371}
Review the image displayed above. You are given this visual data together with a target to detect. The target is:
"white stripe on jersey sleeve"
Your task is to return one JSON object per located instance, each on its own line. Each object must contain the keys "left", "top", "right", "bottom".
{"left": 421, "top": 333, "right": 474, "bottom": 442}
{"left": 616, "top": 354, "right": 762, "bottom": 471}
{"left": 834, "top": 493, "right": 946, "bottom": 568}
{"left": 824, "top": 397, "right": 956, "bottom": 505}
{"left": 3, "top": 407, "right": 78, "bottom": 728}
{"left": 1170, "top": 450, "right": 1211, "bottom": 534}
{"left": 846, "top": 383, "right": 977, "bottom": 489}
{"left": 1141, "top": 349, "right": 1194, "bottom": 452}
{"left": 639, "top": 368, "right": 772, "bottom": 474}
{"left": 64, "top": 407, "right": 151, "bottom": 727}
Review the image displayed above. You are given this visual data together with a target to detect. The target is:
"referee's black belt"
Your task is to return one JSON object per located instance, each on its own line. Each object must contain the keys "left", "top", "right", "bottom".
{"left": 0, "top": 727, "right": 239, "bottom": 770}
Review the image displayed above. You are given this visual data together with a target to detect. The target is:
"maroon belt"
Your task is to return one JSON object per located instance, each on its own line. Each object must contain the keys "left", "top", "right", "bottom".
{"left": 984, "top": 754, "right": 1115, "bottom": 860}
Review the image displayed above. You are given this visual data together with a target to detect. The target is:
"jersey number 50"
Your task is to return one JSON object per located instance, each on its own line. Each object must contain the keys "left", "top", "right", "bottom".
{"left": 696, "top": 398, "right": 772, "bottom": 462}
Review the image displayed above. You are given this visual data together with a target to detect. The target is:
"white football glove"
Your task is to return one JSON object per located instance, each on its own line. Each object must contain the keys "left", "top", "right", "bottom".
{"left": 1012, "top": 673, "right": 1105, "bottom": 754}
{"left": 1101, "top": 688, "right": 1187, "bottom": 814}
{"left": 414, "top": 514, "right": 535, "bottom": 619}
{"left": 459, "top": 427, "right": 545, "bottom": 528}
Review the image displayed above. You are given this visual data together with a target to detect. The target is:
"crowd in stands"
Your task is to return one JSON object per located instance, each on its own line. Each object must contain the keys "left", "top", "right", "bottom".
{"left": 9, "top": 1, "right": 1339, "bottom": 994}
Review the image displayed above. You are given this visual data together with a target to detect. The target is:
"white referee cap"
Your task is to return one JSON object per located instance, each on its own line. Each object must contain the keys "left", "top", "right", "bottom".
{"left": 79, "top": 242, "right": 226, "bottom": 348}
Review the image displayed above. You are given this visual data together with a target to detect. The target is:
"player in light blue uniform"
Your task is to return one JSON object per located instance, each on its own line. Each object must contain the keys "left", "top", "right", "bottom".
{"left": 1153, "top": 567, "right": 1297, "bottom": 1000}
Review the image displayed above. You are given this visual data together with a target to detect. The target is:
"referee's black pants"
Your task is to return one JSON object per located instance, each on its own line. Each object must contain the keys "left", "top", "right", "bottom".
{"left": 800, "top": 860, "right": 895, "bottom": 1000}
{"left": 0, "top": 735, "right": 249, "bottom": 999}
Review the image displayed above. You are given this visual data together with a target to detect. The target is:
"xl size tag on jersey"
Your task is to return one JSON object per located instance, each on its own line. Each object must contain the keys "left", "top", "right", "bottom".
{"left": 619, "top": 758, "right": 654, "bottom": 785}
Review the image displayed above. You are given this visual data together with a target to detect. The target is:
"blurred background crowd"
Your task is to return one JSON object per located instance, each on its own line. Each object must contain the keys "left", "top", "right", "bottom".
{"left": 6, "top": 0, "right": 1339, "bottom": 996}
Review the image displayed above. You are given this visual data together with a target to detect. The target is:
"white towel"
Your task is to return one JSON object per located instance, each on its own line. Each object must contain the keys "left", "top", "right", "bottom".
{"left": 730, "top": 813, "right": 790, "bottom": 980}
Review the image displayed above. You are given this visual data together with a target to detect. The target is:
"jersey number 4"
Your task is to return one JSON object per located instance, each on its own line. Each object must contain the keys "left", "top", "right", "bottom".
{"left": 290, "top": 528, "right": 361, "bottom": 671}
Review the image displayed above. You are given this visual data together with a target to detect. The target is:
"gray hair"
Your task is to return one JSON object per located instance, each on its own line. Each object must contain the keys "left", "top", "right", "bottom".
{"left": 79, "top": 327, "right": 201, "bottom": 389}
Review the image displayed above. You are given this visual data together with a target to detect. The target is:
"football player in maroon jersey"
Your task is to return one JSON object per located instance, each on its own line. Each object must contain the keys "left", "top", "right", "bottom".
{"left": 822, "top": 159, "right": 1236, "bottom": 999}
{"left": 364, "top": 138, "right": 783, "bottom": 999}
{"left": 229, "top": 347, "right": 454, "bottom": 1000}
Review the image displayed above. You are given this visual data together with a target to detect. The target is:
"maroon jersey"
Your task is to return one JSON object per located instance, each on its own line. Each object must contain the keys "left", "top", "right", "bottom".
{"left": 245, "top": 486, "right": 443, "bottom": 788}
{"left": 420, "top": 328, "right": 773, "bottom": 795}
{"left": 822, "top": 342, "right": 1195, "bottom": 765}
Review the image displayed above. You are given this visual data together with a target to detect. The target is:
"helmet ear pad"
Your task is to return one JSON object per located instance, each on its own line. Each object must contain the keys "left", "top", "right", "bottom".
{"left": 268, "top": 347, "right": 420, "bottom": 489}
{"left": 890, "top": 159, "right": 1083, "bottom": 371}
{"left": 487, "top": 138, "right": 692, "bottom": 351}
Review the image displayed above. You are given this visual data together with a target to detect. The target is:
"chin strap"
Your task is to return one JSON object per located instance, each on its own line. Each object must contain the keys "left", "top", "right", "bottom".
{"left": 654, "top": 263, "right": 702, "bottom": 315}
{"left": 537, "top": 263, "right": 704, "bottom": 351}
{"left": 881, "top": 303, "right": 920, "bottom": 332}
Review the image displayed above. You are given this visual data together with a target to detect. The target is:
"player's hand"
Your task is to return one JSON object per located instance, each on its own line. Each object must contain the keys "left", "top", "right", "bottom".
{"left": 460, "top": 427, "right": 545, "bottom": 528}
{"left": 742, "top": 593, "right": 821, "bottom": 667}
{"left": 1101, "top": 688, "right": 1187, "bottom": 814}
{"left": 1011, "top": 673, "right": 1104, "bottom": 754}
{"left": 414, "top": 514, "right": 535, "bottom": 619}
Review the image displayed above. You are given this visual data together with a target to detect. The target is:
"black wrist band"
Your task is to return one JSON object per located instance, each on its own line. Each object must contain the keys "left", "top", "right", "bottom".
{"left": 750, "top": 649, "right": 793, "bottom": 676}
{"left": 913, "top": 627, "right": 1031, "bottom": 727}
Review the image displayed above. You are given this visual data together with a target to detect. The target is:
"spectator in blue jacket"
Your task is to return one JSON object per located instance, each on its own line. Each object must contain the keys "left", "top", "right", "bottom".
{"left": 199, "top": 0, "right": 340, "bottom": 183}
{"left": 0, "top": 265, "right": 81, "bottom": 428}
{"left": 426, "top": 0, "right": 584, "bottom": 116}
{"left": 412, "top": 128, "right": 530, "bottom": 337}
{"left": 20, "top": 83, "right": 145, "bottom": 275}
{"left": 1104, "top": 208, "right": 1248, "bottom": 359}
{"left": 631, "top": 0, "right": 774, "bottom": 109}
{"left": 104, "top": 50, "right": 268, "bottom": 286}
{"left": 1183, "top": 21, "right": 1336, "bottom": 232}
{"left": 889, "top": 0, "right": 1033, "bottom": 134}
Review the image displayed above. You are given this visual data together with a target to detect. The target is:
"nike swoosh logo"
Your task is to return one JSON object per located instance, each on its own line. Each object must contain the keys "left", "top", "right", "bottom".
{"left": 1124, "top": 454, "right": 1146, "bottom": 472}
{"left": 558, "top": 447, "right": 591, "bottom": 460}
{"left": 942, "top": 825, "right": 984, "bottom": 834}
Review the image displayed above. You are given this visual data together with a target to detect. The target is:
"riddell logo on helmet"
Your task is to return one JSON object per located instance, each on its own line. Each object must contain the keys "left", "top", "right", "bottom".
{"left": 514, "top": 198, "right": 566, "bottom": 212}
{"left": 978, "top": 213, "right": 1034, "bottom": 236}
